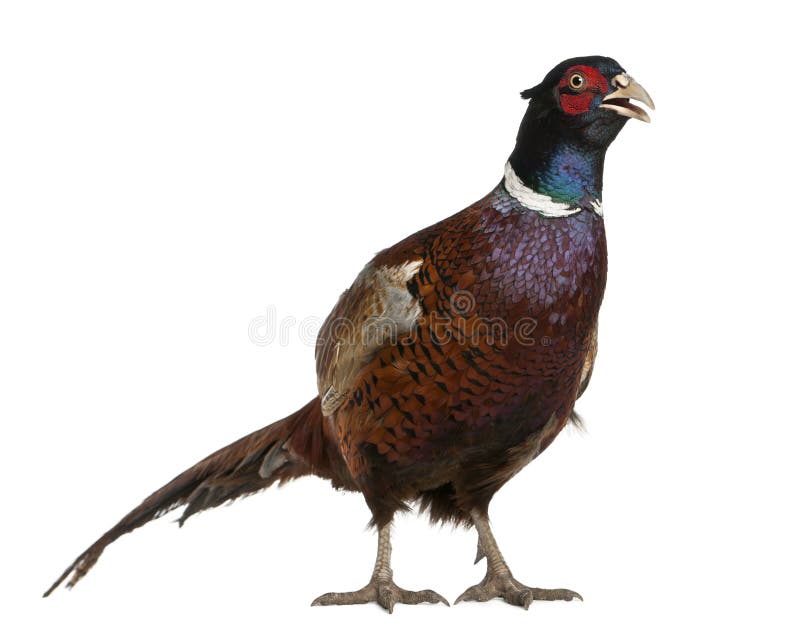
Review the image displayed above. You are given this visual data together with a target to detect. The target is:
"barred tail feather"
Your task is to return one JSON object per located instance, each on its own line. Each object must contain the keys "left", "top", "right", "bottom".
{"left": 44, "top": 397, "right": 325, "bottom": 597}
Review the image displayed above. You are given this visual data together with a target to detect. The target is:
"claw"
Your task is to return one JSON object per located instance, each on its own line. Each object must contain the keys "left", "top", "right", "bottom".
{"left": 312, "top": 581, "right": 449, "bottom": 611}
{"left": 455, "top": 574, "right": 582, "bottom": 609}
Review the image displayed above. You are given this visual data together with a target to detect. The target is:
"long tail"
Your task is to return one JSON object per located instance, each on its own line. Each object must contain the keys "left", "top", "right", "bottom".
{"left": 44, "top": 397, "right": 339, "bottom": 597}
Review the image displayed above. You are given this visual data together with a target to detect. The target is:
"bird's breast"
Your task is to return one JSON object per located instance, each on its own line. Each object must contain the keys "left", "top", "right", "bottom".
{"left": 457, "top": 205, "right": 607, "bottom": 339}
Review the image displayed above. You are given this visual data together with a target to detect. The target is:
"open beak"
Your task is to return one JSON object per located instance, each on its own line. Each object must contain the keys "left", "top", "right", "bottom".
{"left": 600, "top": 74, "right": 655, "bottom": 123}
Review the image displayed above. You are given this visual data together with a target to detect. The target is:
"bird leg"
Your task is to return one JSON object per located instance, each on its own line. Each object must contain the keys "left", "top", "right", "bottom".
{"left": 456, "top": 509, "right": 582, "bottom": 609}
{"left": 312, "top": 523, "right": 449, "bottom": 612}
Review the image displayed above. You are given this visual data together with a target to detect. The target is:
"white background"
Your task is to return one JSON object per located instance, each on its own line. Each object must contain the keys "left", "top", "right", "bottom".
{"left": 2, "top": 1, "right": 798, "bottom": 633}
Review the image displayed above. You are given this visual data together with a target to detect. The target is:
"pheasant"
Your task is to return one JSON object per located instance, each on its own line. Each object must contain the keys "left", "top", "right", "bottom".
{"left": 45, "top": 56, "right": 653, "bottom": 610}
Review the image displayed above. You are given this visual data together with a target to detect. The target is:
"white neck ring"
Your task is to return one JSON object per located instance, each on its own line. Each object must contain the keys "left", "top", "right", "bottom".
{"left": 503, "top": 162, "right": 603, "bottom": 218}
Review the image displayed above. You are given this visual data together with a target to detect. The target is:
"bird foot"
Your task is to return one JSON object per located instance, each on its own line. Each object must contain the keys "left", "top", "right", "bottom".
{"left": 455, "top": 572, "right": 582, "bottom": 609}
{"left": 312, "top": 576, "right": 449, "bottom": 613}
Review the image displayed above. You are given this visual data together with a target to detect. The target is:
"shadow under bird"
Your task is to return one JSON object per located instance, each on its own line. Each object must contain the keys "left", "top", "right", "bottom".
{"left": 45, "top": 55, "right": 654, "bottom": 611}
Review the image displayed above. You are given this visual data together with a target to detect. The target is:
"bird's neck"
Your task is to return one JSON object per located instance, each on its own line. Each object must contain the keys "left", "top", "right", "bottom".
{"left": 508, "top": 116, "right": 606, "bottom": 208}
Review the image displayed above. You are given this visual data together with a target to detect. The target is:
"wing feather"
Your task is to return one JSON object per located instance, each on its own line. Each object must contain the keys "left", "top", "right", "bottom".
{"left": 316, "top": 259, "right": 424, "bottom": 416}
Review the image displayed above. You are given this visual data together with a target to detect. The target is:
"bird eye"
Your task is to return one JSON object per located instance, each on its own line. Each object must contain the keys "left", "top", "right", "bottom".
{"left": 568, "top": 73, "right": 585, "bottom": 91}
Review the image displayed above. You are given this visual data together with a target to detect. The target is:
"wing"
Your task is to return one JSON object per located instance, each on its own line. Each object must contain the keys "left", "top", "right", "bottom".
{"left": 314, "top": 194, "right": 473, "bottom": 417}
{"left": 314, "top": 199, "right": 486, "bottom": 419}
{"left": 316, "top": 257, "right": 425, "bottom": 416}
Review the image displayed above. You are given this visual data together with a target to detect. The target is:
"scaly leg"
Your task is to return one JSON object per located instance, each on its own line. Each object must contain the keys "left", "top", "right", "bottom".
{"left": 312, "top": 523, "right": 449, "bottom": 612}
{"left": 456, "top": 509, "right": 582, "bottom": 609}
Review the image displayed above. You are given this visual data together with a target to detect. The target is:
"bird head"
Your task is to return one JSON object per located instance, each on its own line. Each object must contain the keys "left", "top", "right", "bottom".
{"left": 518, "top": 55, "right": 655, "bottom": 148}
{"left": 507, "top": 56, "right": 654, "bottom": 207}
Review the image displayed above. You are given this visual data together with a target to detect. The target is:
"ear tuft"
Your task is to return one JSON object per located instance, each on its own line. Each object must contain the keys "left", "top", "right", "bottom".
{"left": 520, "top": 86, "right": 538, "bottom": 100}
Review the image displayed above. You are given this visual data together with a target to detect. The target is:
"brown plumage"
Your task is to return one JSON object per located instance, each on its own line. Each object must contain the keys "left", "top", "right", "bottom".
{"left": 46, "top": 56, "right": 653, "bottom": 610}
{"left": 44, "top": 398, "right": 353, "bottom": 597}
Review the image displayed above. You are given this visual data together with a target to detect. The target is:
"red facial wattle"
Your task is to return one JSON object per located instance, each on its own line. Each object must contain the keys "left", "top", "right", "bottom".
{"left": 558, "top": 65, "right": 609, "bottom": 115}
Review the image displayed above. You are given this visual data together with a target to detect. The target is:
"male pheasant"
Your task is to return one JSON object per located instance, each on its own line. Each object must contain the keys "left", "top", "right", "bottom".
{"left": 45, "top": 56, "right": 653, "bottom": 610}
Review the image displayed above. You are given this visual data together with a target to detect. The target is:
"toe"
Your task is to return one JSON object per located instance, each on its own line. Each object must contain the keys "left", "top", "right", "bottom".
{"left": 403, "top": 589, "right": 449, "bottom": 606}
{"left": 425, "top": 590, "right": 451, "bottom": 606}
{"left": 509, "top": 586, "right": 583, "bottom": 607}
{"left": 454, "top": 587, "right": 474, "bottom": 604}
{"left": 529, "top": 587, "right": 583, "bottom": 602}
{"left": 311, "top": 590, "right": 370, "bottom": 606}
{"left": 311, "top": 592, "right": 334, "bottom": 606}
{"left": 455, "top": 584, "right": 490, "bottom": 604}
{"left": 377, "top": 587, "right": 396, "bottom": 613}
{"left": 518, "top": 589, "right": 534, "bottom": 610}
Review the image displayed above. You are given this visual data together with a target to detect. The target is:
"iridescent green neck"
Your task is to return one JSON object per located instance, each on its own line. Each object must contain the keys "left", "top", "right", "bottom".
{"left": 509, "top": 139, "right": 605, "bottom": 207}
